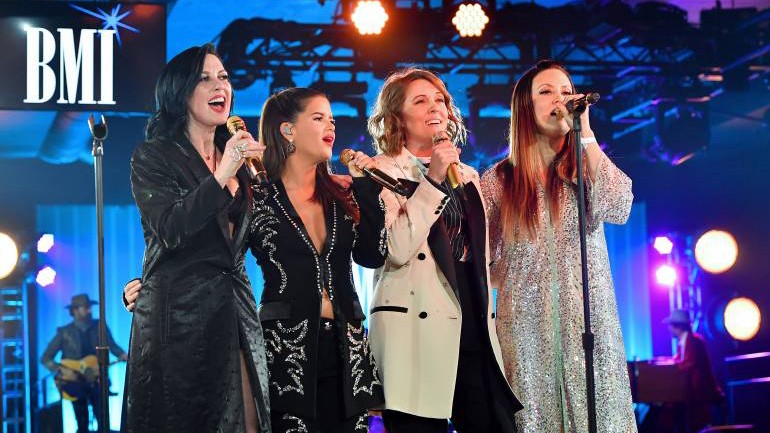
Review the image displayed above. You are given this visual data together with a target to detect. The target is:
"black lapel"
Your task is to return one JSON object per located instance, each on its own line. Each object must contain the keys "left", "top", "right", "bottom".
{"left": 399, "top": 177, "right": 460, "bottom": 302}
{"left": 463, "top": 183, "right": 490, "bottom": 310}
{"left": 319, "top": 199, "right": 335, "bottom": 256}
{"left": 397, "top": 178, "right": 420, "bottom": 197}
{"left": 230, "top": 169, "right": 254, "bottom": 258}
{"left": 174, "top": 137, "right": 211, "bottom": 185}
{"left": 272, "top": 180, "right": 327, "bottom": 256}
{"left": 175, "top": 137, "right": 232, "bottom": 252}
{"left": 427, "top": 215, "right": 460, "bottom": 302}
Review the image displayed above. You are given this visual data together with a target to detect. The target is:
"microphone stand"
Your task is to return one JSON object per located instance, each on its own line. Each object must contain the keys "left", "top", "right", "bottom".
{"left": 573, "top": 107, "right": 597, "bottom": 433}
{"left": 88, "top": 114, "right": 110, "bottom": 433}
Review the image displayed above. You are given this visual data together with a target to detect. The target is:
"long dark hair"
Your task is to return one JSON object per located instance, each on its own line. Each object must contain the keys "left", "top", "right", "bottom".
{"left": 259, "top": 87, "right": 359, "bottom": 222}
{"left": 497, "top": 59, "right": 580, "bottom": 241}
{"left": 145, "top": 44, "right": 232, "bottom": 146}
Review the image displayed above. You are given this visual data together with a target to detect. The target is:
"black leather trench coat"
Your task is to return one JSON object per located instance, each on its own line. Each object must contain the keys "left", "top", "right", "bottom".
{"left": 122, "top": 136, "right": 271, "bottom": 433}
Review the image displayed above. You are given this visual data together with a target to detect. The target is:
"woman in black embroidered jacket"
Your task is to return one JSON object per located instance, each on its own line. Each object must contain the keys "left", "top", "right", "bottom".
{"left": 249, "top": 87, "right": 386, "bottom": 433}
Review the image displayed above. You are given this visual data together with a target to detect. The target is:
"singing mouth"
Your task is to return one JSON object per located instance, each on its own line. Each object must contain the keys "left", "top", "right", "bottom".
{"left": 322, "top": 134, "right": 335, "bottom": 145}
{"left": 426, "top": 119, "right": 442, "bottom": 126}
{"left": 208, "top": 96, "right": 226, "bottom": 109}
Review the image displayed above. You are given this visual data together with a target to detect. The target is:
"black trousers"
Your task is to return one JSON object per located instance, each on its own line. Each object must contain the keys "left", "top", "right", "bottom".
{"left": 383, "top": 350, "right": 512, "bottom": 433}
{"left": 383, "top": 260, "right": 517, "bottom": 433}
{"left": 271, "top": 319, "right": 368, "bottom": 433}
{"left": 72, "top": 384, "right": 100, "bottom": 433}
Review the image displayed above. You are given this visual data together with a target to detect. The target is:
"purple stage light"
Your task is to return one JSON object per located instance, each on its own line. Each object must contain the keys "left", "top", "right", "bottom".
{"left": 655, "top": 264, "right": 677, "bottom": 287}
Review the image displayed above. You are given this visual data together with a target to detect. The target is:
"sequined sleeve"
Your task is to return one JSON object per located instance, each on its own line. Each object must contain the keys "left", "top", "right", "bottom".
{"left": 588, "top": 152, "right": 633, "bottom": 225}
{"left": 480, "top": 165, "right": 504, "bottom": 266}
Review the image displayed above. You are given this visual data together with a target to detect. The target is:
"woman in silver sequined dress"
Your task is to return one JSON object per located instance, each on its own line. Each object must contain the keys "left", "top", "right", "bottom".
{"left": 479, "top": 60, "right": 637, "bottom": 433}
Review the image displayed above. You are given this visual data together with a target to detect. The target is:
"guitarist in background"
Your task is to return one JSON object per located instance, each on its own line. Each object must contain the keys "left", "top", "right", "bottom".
{"left": 40, "top": 293, "right": 128, "bottom": 433}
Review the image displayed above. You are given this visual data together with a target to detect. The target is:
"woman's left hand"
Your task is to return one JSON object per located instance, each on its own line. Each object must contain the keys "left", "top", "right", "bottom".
{"left": 555, "top": 93, "right": 593, "bottom": 133}
{"left": 345, "top": 151, "right": 376, "bottom": 178}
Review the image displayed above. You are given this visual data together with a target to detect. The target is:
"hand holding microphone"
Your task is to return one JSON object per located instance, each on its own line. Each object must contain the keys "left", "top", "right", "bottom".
{"left": 565, "top": 92, "right": 600, "bottom": 113}
{"left": 555, "top": 93, "right": 600, "bottom": 131}
{"left": 217, "top": 129, "right": 259, "bottom": 186}
{"left": 340, "top": 149, "right": 409, "bottom": 196}
{"left": 340, "top": 149, "right": 376, "bottom": 178}
{"left": 430, "top": 131, "right": 465, "bottom": 196}
{"left": 226, "top": 116, "right": 268, "bottom": 185}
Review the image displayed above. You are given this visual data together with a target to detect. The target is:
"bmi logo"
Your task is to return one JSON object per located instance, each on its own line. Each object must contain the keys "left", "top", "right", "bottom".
{"left": 24, "top": 28, "right": 116, "bottom": 105}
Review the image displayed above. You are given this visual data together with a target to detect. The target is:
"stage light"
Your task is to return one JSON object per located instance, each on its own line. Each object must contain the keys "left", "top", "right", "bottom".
{"left": 695, "top": 229, "right": 738, "bottom": 274}
{"left": 0, "top": 233, "right": 19, "bottom": 279}
{"left": 37, "top": 233, "right": 54, "bottom": 254}
{"left": 655, "top": 264, "right": 677, "bottom": 287}
{"left": 36, "top": 266, "right": 56, "bottom": 287}
{"left": 452, "top": 3, "right": 490, "bottom": 37}
{"left": 653, "top": 236, "right": 674, "bottom": 255}
{"left": 724, "top": 297, "right": 761, "bottom": 341}
{"left": 351, "top": 1, "right": 389, "bottom": 35}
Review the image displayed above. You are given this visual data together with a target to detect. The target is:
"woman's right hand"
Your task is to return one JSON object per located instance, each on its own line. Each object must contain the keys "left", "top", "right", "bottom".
{"left": 426, "top": 139, "right": 461, "bottom": 184}
{"left": 215, "top": 130, "right": 264, "bottom": 187}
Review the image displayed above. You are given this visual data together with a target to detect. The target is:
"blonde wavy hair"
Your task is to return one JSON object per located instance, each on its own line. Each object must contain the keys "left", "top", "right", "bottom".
{"left": 368, "top": 68, "right": 466, "bottom": 156}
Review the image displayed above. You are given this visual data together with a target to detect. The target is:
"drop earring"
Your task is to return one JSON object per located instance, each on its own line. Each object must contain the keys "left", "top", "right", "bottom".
{"left": 287, "top": 140, "right": 296, "bottom": 154}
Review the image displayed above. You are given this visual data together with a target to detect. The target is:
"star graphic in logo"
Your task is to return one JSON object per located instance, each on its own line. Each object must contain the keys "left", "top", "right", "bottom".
{"left": 69, "top": 3, "right": 139, "bottom": 47}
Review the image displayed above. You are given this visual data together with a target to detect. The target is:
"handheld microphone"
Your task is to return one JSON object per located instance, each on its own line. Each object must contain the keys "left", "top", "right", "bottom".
{"left": 565, "top": 93, "right": 600, "bottom": 113}
{"left": 226, "top": 116, "right": 268, "bottom": 184}
{"left": 340, "top": 149, "right": 409, "bottom": 196}
{"left": 431, "top": 132, "right": 465, "bottom": 196}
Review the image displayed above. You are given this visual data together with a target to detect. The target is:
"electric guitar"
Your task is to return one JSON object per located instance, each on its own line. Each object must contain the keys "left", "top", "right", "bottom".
{"left": 54, "top": 355, "right": 124, "bottom": 401}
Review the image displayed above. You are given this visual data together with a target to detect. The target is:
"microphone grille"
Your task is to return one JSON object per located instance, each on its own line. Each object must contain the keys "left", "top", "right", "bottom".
{"left": 431, "top": 131, "right": 449, "bottom": 145}
{"left": 226, "top": 116, "right": 246, "bottom": 135}
{"left": 587, "top": 93, "right": 601, "bottom": 104}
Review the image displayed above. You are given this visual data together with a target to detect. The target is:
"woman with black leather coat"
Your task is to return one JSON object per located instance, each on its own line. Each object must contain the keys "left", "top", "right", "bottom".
{"left": 122, "top": 44, "right": 271, "bottom": 433}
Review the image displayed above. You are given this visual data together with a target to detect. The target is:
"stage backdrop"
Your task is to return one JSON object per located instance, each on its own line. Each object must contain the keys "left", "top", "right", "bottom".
{"left": 35, "top": 202, "right": 650, "bottom": 431}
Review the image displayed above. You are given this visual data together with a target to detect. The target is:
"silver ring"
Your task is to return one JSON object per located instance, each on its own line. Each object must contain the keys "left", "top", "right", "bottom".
{"left": 229, "top": 147, "right": 242, "bottom": 161}
{"left": 235, "top": 143, "right": 247, "bottom": 153}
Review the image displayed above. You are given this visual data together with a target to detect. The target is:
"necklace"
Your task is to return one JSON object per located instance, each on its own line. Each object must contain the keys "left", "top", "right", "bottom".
{"left": 203, "top": 149, "right": 217, "bottom": 172}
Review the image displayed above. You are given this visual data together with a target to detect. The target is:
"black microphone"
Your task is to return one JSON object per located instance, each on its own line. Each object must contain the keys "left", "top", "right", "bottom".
{"left": 565, "top": 93, "right": 600, "bottom": 113}
{"left": 340, "top": 149, "right": 409, "bottom": 196}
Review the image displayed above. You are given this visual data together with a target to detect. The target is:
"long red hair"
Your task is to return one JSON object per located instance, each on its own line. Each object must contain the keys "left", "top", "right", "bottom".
{"left": 497, "top": 60, "right": 581, "bottom": 241}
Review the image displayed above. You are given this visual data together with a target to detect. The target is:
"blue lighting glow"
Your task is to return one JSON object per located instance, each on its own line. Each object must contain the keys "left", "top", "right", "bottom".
{"left": 69, "top": 3, "right": 139, "bottom": 47}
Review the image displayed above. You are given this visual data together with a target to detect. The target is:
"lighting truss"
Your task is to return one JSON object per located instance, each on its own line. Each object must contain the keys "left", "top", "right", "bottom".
{"left": 215, "top": 0, "right": 769, "bottom": 160}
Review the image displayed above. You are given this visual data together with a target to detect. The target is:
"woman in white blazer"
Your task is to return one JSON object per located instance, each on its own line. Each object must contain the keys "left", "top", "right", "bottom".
{"left": 366, "top": 68, "right": 523, "bottom": 433}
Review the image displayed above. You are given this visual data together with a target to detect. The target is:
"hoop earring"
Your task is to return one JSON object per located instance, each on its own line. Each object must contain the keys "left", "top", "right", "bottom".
{"left": 287, "top": 140, "right": 296, "bottom": 154}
